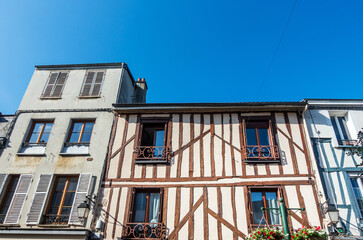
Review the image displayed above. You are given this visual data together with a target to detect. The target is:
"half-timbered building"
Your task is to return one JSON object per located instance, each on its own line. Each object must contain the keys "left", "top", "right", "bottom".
{"left": 99, "top": 102, "right": 324, "bottom": 240}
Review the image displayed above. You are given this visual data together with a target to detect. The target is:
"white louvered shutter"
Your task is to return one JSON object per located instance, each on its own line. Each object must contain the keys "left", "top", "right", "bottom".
{"left": 43, "top": 73, "right": 59, "bottom": 97}
{"left": 91, "top": 72, "right": 104, "bottom": 96}
{"left": 52, "top": 72, "right": 67, "bottom": 97}
{"left": 68, "top": 173, "right": 92, "bottom": 225}
{"left": 0, "top": 174, "right": 8, "bottom": 195}
{"left": 80, "top": 72, "right": 95, "bottom": 96}
{"left": 26, "top": 174, "right": 53, "bottom": 224}
{"left": 4, "top": 174, "right": 33, "bottom": 224}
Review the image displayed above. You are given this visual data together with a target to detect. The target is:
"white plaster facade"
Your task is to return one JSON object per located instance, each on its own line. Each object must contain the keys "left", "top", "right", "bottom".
{"left": 0, "top": 63, "right": 146, "bottom": 240}
{"left": 303, "top": 99, "right": 363, "bottom": 237}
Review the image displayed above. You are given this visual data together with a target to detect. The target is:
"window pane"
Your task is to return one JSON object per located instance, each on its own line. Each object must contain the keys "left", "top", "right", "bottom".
{"left": 154, "top": 130, "right": 165, "bottom": 146}
{"left": 33, "top": 123, "right": 44, "bottom": 133}
{"left": 44, "top": 123, "right": 53, "bottom": 133}
{"left": 84, "top": 122, "right": 94, "bottom": 132}
{"left": 81, "top": 132, "right": 92, "bottom": 143}
{"left": 251, "top": 192, "right": 265, "bottom": 224}
{"left": 330, "top": 117, "right": 342, "bottom": 142}
{"left": 56, "top": 178, "right": 67, "bottom": 190}
{"left": 266, "top": 192, "right": 280, "bottom": 225}
{"left": 246, "top": 128, "right": 257, "bottom": 145}
{"left": 351, "top": 178, "right": 363, "bottom": 215}
{"left": 133, "top": 193, "right": 147, "bottom": 222}
{"left": 72, "top": 123, "right": 83, "bottom": 133}
{"left": 39, "top": 133, "right": 50, "bottom": 143}
{"left": 0, "top": 176, "right": 19, "bottom": 215}
{"left": 148, "top": 193, "right": 160, "bottom": 223}
{"left": 69, "top": 133, "right": 80, "bottom": 143}
{"left": 258, "top": 128, "right": 270, "bottom": 145}
{"left": 63, "top": 192, "right": 75, "bottom": 207}
{"left": 338, "top": 117, "right": 350, "bottom": 140}
{"left": 67, "top": 178, "right": 78, "bottom": 191}
{"left": 28, "top": 133, "right": 40, "bottom": 143}
{"left": 61, "top": 206, "right": 72, "bottom": 215}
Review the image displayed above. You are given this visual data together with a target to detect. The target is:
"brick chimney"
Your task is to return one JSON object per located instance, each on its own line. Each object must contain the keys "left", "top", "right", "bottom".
{"left": 133, "top": 78, "right": 148, "bottom": 103}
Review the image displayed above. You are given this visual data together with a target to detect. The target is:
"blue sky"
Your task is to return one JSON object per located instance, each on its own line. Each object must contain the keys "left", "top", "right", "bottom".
{"left": 0, "top": 0, "right": 362, "bottom": 114}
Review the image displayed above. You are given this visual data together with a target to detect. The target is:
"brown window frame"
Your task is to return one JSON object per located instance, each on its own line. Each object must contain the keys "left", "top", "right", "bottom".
{"left": 134, "top": 118, "right": 171, "bottom": 164}
{"left": 79, "top": 70, "right": 106, "bottom": 98}
{"left": 41, "top": 71, "right": 69, "bottom": 99}
{"left": 66, "top": 120, "right": 95, "bottom": 144}
{"left": 0, "top": 175, "right": 20, "bottom": 224}
{"left": 242, "top": 116, "right": 280, "bottom": 163}
{"left": 25, "top": 120, "right": 54, "bottom": 145}
{"left": 248, "top": 187, "right": 283, "bottom": 230}
{"left": 42, "top": 175, "right": 78, "bottom": 225}
{"left": 123, "top": 188, "right": 166, "bottom": 239}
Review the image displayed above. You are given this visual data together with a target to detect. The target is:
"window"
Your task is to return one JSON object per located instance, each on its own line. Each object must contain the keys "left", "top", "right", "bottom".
{"left": 330, "top": 116, "right": 354, "bottom": 146}
{"left": 67, "top": 121, "right": 94, "bottom": 144}
{"left": 80, "top": 71, "right": 105, "bottom": 97}
{"left": 43, "top": 176, "right": 78, "bottom": 225}
{"left": 350, "top": 177, "right": 363, "bottom": 217}
{"left": 26, "top": 121, "right": 53, "bottom": 144}
{"left": 26, "top": 173, "right": 92, "bottom": 225}
{"left": 42, "top": 72, "right": 68, "bottom": 98}
{"left": 0, "top": 175, "right": 20, "bottom": 223}
{"left": 0, "top": 174, "right": 33, "bottom": 225}
{"left": 243, "top": 119, "right": 279, "bottom": 161}
{"left": 62, "top": 120, "right": 95, "bottom": 155}
{"left": 135, "top": 119, "right": 171, "bottom": 163}
{"left": 123, "top": 188, "right": 165, "bottom": 239}
{"left": 19, "top": 120, "right": 54, "bottom": 155}
{"left": 249, "top": 188, "right": 281, "bottom": 228}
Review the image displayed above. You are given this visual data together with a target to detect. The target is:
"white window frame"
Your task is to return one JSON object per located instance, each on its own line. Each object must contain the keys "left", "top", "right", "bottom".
{"left": 330, "top": 115, "right": 351, "bottom": 145}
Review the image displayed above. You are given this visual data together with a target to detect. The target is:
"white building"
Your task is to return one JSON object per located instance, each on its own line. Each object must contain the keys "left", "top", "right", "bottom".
{"left": 0, "top": 63, "right": 146, "bottom": 240}
{"left": 304, "top": 99, "right": 363, "bottom": 237}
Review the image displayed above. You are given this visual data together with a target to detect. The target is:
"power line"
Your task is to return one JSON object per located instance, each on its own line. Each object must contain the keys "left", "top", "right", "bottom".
{"left": 255, "top": 0, "right": 299, "bottom": 101}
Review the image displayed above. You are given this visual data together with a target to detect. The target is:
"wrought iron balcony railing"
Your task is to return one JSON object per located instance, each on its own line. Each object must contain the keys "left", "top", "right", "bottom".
{"left": 42, "top": 214, "right": 69, "bottom": 225}
{"left": 135, "top": 146, "right": 172, "bottom": 163}
{"left": 242, "top": 145, "right": 280, "bottom": 160}
{"left": 338, "top": 139, "right": 358, "bottom": 146}
{"left": 122, "top": 222, "right": 167, "bottom": 239}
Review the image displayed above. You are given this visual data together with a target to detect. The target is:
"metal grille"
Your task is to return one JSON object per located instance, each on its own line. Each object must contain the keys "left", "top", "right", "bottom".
{"left": 122, "top": 222, "right": 167, "bottom": 240}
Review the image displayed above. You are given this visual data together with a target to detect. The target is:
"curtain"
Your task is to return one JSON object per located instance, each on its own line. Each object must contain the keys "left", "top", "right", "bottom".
{"left": 266, "top": 192, "right": 281, "bottom": 225}
{"left": 148, "top": 193, "right": 160, "bottom": 226}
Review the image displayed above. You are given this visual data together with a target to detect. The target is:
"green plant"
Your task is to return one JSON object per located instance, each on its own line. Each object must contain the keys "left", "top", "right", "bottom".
{"left": 291, "top": 226, "right": 328, "bottom": 240}
{"left": 246, "top": 227, "right": 285, "bottom": 240}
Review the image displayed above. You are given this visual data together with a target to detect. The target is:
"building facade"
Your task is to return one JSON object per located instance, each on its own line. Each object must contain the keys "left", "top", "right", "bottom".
{"left": 304, "top": 99, "right": 363, "bottom": 237}
{"left": 98, "top": 102, "right": 324, "bottom": 240}
{"left": 0, "top": 63, "right": 146, "bottom": 240}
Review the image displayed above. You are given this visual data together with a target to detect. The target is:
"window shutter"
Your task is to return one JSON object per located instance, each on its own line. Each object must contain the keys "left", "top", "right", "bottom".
{"left": 128, "top": 187, "right": 136, "bottom": 222}
{"left": 91, "top": 72, "right": 104, "bottom": 96}
{"left": 68, "top": 173, "right": 92, "bottom": 225}
{"left": 43, "top": 73, "right": 59, "bottom": 97}
{"left": 0, "top": 174, "right": 7, "bottom": 194}
{"left": 81, "top": 72, "right": 95, "bottom": 96}
{"left": 4, "top": 174, "right": 33, "bottom": 224}
{"left": 52, "top": 72, "right": 67, "bottom": 97}
{"left": 26, "top": 174, "right": 53, "bottom": 224}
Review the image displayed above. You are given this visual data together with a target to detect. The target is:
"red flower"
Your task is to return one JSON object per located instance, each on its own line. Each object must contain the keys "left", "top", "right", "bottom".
{"left": 263, "top": 232, "right": 266, "bottom": 235}
{"left": 268, "top": 236, "right": 271, "bottom": 239}
{"left": 257, "top": 231, "right": 260, "bottom": 234}
{"left": 270, "top": 232, "right": 273, "bottom": 235}
{"left": 316, "top": 226, "right": 321, "bottom": 230}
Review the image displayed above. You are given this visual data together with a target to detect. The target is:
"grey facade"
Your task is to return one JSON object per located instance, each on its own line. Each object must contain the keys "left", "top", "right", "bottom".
{"left": 0, "top": 63, "right": 146, "bottom": 240}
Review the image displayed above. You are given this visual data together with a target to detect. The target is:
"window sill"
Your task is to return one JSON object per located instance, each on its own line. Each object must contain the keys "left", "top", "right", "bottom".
{"left": 0, "top": 224, "right": 20, "bottom": 227}
{"left": 16, "top": 153, "right": 46, "bottom": 157}
{"left": 244, "top": 159, "right": 281, "bottom": 164}
{"left": 39, "top": 97, "right": 62, "bottom": 100}
{"left": 334, "top": 145, "right": 357, "bottom": 149}
{"left": 78, "top": 96, "right": 101, "bottom": 99}
{"left": 59, "top": 153, "right": 90, "bottom": 156}
{"left": 36, "top": 224, "right": 71, "bottom": 228}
